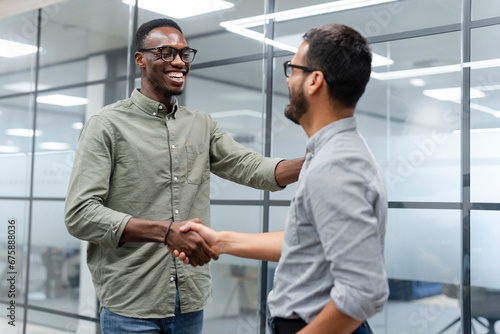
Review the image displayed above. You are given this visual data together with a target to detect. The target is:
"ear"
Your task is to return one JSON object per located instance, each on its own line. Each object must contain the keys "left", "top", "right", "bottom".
{"left": 305, "top": 71, "right": 326, "bottom": 96}
{"left": 135, "top": 52, "right": 146, "bottom": 68}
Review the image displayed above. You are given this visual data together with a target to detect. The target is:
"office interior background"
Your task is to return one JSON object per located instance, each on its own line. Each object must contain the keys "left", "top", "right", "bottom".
{"left": 0, "top": 0, "right": 499, "bottom": 333}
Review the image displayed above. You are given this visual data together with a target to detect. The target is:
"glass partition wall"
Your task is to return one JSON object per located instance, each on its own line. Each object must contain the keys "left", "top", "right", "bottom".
{"left": 1, "top": 0, "right": 499, "bottom": 333}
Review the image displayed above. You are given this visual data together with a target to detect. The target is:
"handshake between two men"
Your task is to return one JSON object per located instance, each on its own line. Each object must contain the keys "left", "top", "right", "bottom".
{"left": 166, "top": 218, "right": 284, "bottom": 266}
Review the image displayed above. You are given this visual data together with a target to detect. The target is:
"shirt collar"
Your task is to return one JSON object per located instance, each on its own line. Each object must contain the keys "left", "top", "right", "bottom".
{"left": 131, "top": 88, "right": 178, "bottom": 118}
{"left": 306, "top": 117, "right": 357, "bottom": 154}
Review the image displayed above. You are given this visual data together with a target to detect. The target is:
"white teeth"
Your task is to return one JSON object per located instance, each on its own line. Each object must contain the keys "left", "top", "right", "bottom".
{"left": 168, "top": 72, "right": 183, "bottom": 78}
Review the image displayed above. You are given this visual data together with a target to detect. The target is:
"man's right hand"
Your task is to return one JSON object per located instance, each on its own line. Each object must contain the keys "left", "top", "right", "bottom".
{"left": 169, "top": 219, "right": 223, "bottom": 265}
{"left": 166, "top": 219, "right": 219, "bottom": 266}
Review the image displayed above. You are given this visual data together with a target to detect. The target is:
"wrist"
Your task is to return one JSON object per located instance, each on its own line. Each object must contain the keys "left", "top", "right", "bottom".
{"left": 217, "top": 231, "right": 229, "bottom": 255}
{"left": 163, "top": 220, "right": 174, "bottom": 246}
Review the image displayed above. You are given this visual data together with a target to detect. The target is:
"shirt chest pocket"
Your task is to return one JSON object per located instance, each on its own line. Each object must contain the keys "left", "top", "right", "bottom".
{"left": 186, "top": 143, "right": 210, "bottom": 185}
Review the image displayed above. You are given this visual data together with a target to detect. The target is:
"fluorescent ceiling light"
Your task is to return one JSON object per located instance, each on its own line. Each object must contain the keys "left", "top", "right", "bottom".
{"left": 39, "top": 142, "right": 70, "bottom": 150}
{"left": 72, "top": 122, "right": 84, "bottom": 130}
{"left": 473, "top": 84, "right": 500, "bottom": 92}
{"left": 423, "top": 87, "right": 500, "bottom": 118}
{"left": 37, "top": 94, "right": 88, "bottom": 106}
{"left": 6, "top": 128, "right": 43, "bottom": 137}
{"left": 470, "top": 103, "right": 500, "bottom": 118}
{"left": 0, "top": 145, "right": 20, "bottom": 153}
{"left": 0, "top": 39, "right": 38, "bottom": 58}
{"left": 410, "top": 78, "right": 426, "bottom": 87}
{"left": 423, "top": 87, "right": 485, "bottom": 102}
{"left": 372, "top": 53, "right": 394, "bottom": 67}
{"left": 222, "top": 0, "right": 396, "bottom": 28}
{"left": 371, "top": 58, "right": 500, "bottom": 81}
{"left": 453, "top": 127, "right": 500, "bottom": 134}
{"left": 122, "top": 0, "right": 234, "bottom": 19}
{"left": 464, "top": 58, "right": 500, "bottom": 70}
{"left": 220, "top": 0, "right": 396, "bottom": 52}
{"left": 371, "top": 64, "right": 461, "bottom": 80}
{"left": 210, "top": 109, "right": 262, "bottom": 118}
{"left": 3, "top": 81, "right": 51, "bottom": 92}
{"left": 222, "top": 25, "right": 299, "bottom": 53}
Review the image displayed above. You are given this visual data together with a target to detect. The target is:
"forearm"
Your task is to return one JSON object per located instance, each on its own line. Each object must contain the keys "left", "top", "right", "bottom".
{"left": 275, "top": 158, "right": 305, "bottom": 187}
{"left": 218, "top": 230, "right": 283, "bottom": 262}
{"left": 298, "top": 300, "right": 362, "bottom": 334}
{"left": 120, "top": 217, "right": 168, "bottom": 243}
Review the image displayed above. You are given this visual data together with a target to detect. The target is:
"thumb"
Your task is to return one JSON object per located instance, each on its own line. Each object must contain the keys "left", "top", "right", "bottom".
{"left": 179, "top": 220, "right": 205, "bottom": 233}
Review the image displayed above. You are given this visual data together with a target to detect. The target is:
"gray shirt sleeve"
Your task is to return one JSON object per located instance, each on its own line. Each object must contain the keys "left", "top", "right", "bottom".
{"left": 306, "top": 160, "right": 389, "bottom": 320}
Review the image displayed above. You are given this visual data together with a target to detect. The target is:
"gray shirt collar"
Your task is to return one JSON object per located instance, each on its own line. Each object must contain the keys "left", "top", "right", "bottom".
{"left": 306, "top": 117, "right": 357, "bottom": 154}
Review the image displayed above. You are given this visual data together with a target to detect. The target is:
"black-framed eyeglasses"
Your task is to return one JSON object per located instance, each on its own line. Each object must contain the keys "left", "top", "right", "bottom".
{"left": 139, "top": 46, "right": 198, "bottom": 63}
{"left": 283, "top": 60, "right": 329, "bottom": 84}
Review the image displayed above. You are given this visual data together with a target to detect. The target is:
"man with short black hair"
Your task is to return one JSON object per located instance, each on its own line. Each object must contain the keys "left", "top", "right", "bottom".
{"left": 64, "top": 18, "right": 303, "bottom": 334}
{"left": 175, "top": 24, "right": 389, "bottom": 334}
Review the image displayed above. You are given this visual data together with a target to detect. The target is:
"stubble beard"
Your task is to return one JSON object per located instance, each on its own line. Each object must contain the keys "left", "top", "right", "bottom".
{"left": 284, "top": 87, "right": 308, "bottom": 125}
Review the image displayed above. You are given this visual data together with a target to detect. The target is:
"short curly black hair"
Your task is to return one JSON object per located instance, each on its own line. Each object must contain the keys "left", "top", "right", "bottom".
{"left": 135, "top": 18, "right": 183, "bottom": 51}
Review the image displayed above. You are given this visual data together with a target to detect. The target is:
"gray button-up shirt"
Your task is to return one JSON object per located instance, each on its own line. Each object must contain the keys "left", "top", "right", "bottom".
{"left": 268, "top": 117, "right": 389, "bottom": 322}
{"left": 64, "top": 89, "right": 283, "bottom": 318}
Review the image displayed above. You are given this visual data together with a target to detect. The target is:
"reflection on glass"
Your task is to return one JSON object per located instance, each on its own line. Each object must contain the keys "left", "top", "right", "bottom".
{"left": 367, "top": 33, "right": 461, "bottom": 202}
{"left": 469, "top": 211, "right": 500, "bottom": 333}
{"left": 204, "top": 205, "right": 261, "bottom": 334}
{"left": 471, "top": 25, "right": 500, "bottom": 63}
{"left": 472, "top": 0, "right": 500, "bottom": 20}
{"left": 373, "top": 208, "right": 462, "bottom": 332}
{"left": 0, "top": 200, "right": 29, "bottom": 307}
{"left": 470, "top": 67, "right": 500, "bottom": 203}
{"left": 185, "top": 61, "right": 266, "bottom": 200}
{"left": 0, "top": 11, "right": 38, "bottom": 98}
{"left": 38, "top": 0, "right": 130, "bottom": 88}
{"left": 0, "top": 95, "right": 34, "bottom": 197}
{"left": 29, "top": 201, "right": 86, "bottom": 317}
{"left": 275, "top": 0, "right": 460, "bottom": 40}
{"left": 26, "top": 309, "right": 97, "bottom": 334}
{"left": 32, "top": 86, "right": 85, "bottom": 198}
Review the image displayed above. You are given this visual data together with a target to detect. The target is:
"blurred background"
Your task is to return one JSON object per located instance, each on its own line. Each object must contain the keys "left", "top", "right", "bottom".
{"left": 0, "top": 0, "right": 500, "bottom": 333}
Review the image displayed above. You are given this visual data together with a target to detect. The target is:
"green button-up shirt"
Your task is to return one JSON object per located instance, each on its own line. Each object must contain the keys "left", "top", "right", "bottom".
{"left": 64, "top": 89, "right": 283, "bottom": 318}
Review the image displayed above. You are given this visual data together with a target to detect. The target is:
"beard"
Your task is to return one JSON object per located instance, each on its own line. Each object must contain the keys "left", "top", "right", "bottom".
{"left": 284, "top": 86, "right": 309, "bottom": 125}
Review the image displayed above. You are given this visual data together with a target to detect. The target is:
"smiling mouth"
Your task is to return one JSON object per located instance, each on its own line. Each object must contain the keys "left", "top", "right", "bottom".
{"left": 166, "top": 71, "right": 185, "bottom": 83}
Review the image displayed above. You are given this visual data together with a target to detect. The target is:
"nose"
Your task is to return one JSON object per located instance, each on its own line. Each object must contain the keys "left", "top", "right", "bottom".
{"left": 171, "top": 52, "right": 185, "bottom": 67}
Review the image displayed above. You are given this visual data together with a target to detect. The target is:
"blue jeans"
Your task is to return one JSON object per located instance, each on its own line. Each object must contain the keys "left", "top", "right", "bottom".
{"left": 100, "top": 288, "right": 203, "bottom": 334}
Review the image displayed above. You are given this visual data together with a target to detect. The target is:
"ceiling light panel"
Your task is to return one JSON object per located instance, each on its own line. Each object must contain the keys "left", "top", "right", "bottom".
{"left": 39, "top": 142, "right": 70, "bottom": 150}
{"left": 6, "top": 128, "right": 43, "bottom": 137}
{"left": 0, "top": 145, "right": 20, "bottom": 153}
{"left": 37, "top": 94, "right": 88, "bottom": 106}
{"left": 220, "top": 0, "right": 396, "bottom": 53}
{"left": 0, "top": 39, "right": 38, "bottom": 58}
{"left": 122, "top": 0, "right": 234, "bottom": 19}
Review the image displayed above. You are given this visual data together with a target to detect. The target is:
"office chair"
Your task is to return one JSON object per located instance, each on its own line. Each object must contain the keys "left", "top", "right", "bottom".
{"left": 437, "top": 284, "right": 500, "bottom": 334}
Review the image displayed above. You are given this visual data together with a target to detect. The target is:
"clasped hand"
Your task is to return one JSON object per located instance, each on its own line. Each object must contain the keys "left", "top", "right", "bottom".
{"left": 167, "top": 218, "right": 221, "bottom": 266}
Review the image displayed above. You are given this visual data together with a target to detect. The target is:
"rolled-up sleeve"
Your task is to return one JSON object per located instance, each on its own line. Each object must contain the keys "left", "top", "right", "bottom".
{"left": 307, "top": 160, "right": 389, "bottom": 321}
{"left": 208, "top": 118, "right": 283, "bottom": 192}
{"left": 64, "top": 116, "right": 131, "bottom": 249}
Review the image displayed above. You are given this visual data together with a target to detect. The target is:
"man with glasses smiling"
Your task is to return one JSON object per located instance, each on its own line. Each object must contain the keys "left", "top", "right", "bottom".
{"left": 64, "top": 18, "right": 303, "bottom": 334}
{"left": 173, "top": 24, "right": 389, "bottom": 334}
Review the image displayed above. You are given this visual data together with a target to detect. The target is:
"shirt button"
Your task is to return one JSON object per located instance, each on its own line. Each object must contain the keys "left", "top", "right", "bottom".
{"left": 170, "top": 277, "right": 175, "bottom": 282}
{"left": 171, "top": 144, "right": 176, "bottom": 149}
{"left": 152, "top": 112, "right": 157, "bottom": 116}
{"left": 159, "top": 105, "right": 163, "bottom": 110}
{"left": 175, "top": 209, "right": 179, "bottom": 214}
{"left": 173, "top": 176, "right": 178, "bottom": 182}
